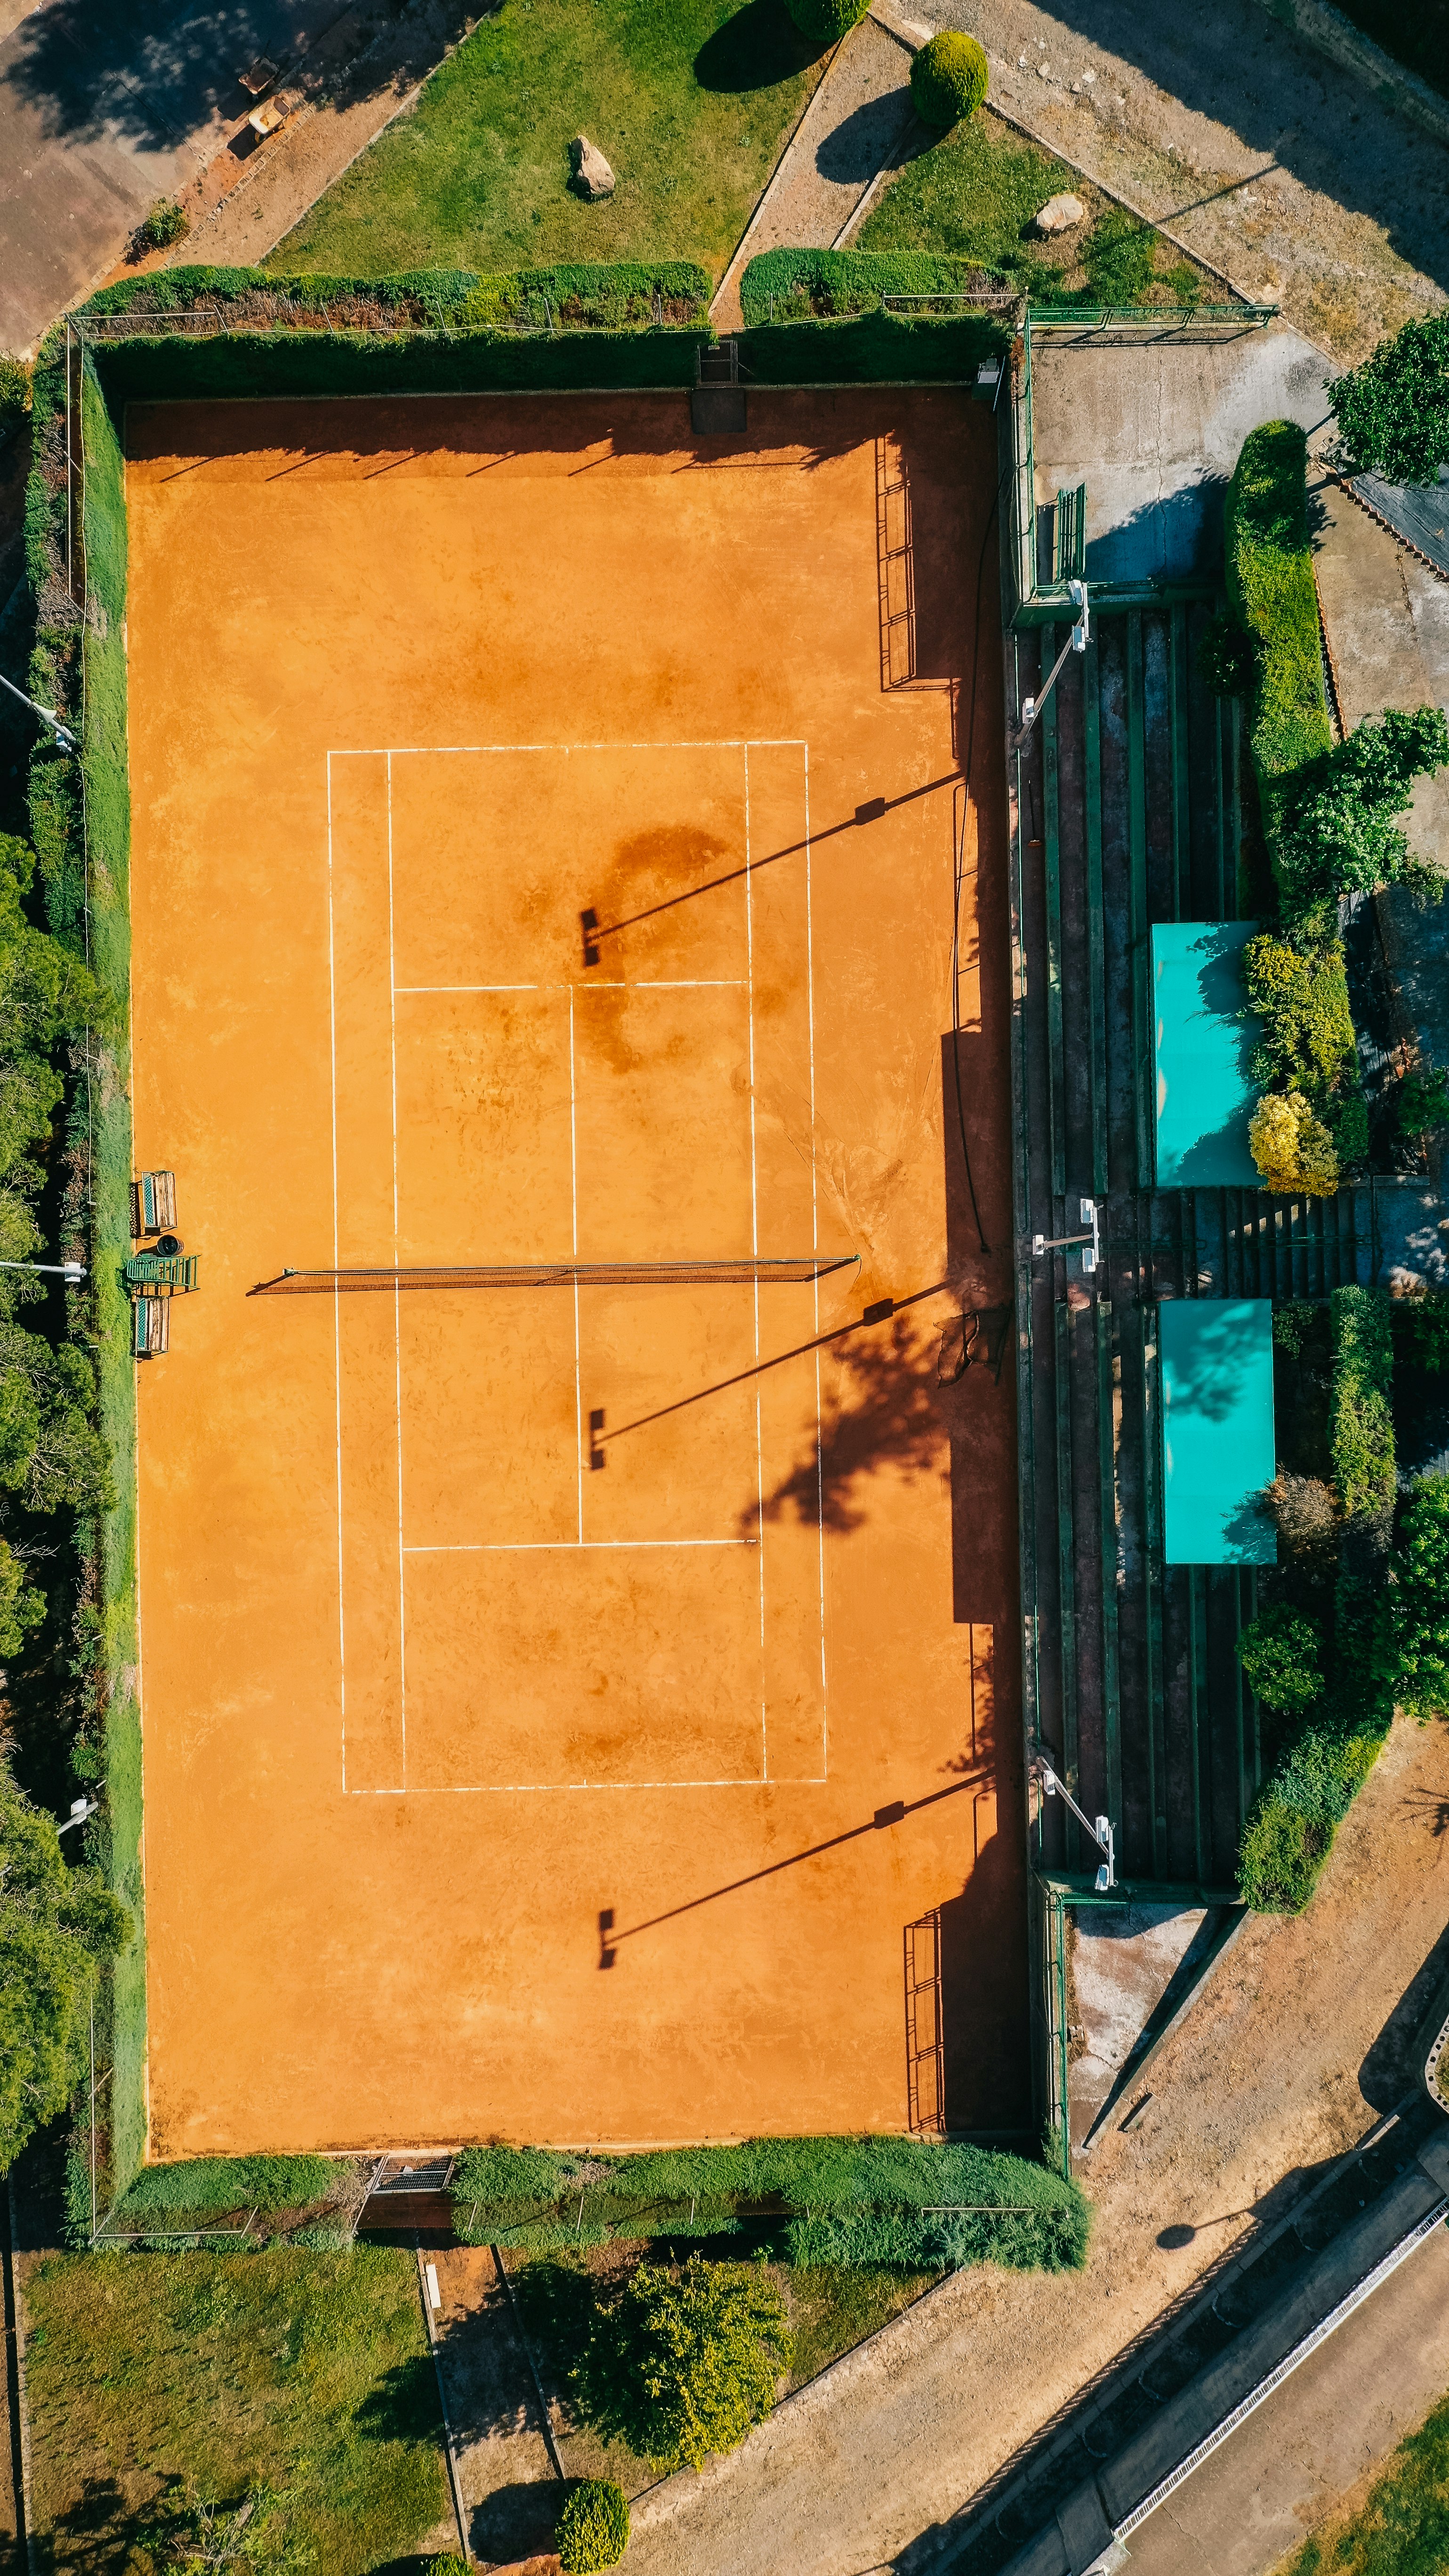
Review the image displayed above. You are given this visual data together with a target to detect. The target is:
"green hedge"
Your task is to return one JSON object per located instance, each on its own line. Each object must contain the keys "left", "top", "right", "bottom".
{"left": 1226, "top": 419, "right": 1334, "bottom": 869}
{"left": 80, "top": 259, "right": 712, "bottom": 329}
{"left": 1329, "top": 1286, "right": 1396, "bottom": 1517}
{"left": 739, "top": 247, "right": 1006, "bottom": 326}
{"left": 115, "top": 2154, "right": 343, "bottom": 2220}
{"left": 1394, "top": 1472, "right": 1449, "bottom": 1721}
{"left": 738, "top": 306, "right": 1007, "bottom": 384}
{"left": 452, "top": 2135, "right": 1089, "bottom": 2273}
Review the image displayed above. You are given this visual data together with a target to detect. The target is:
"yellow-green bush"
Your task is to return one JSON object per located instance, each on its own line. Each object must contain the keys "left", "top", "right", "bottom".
{"left": 1249, "top": 1090, "right": 1339, "bottom": 1195}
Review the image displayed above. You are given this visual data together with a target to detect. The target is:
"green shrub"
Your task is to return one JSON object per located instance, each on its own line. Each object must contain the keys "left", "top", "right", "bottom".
{"left": 0, "top": 354, "right": 30, "bottom": 431}
{"left": 1238, "top": 1795, "right": 1325, "bottom": 1911}
{"left": 1393, "top": 1472, "right": 1449, "bottom": 1720}
{"left": 1392, "top": 1292, "right": 1449, "bottom": 1374}
{"left": 1243, "top": 931, "right": 1357, "bottom": 1100}
{"left": 1239, "top": 1603, "right": 1325, "bottom": 1712}
{"left": 1328, "top": 1287, "right": 1395, "bottom": 1518}
{"left": 426, "top": 2557, "right": 469, "bottom": 2575}
{"left": 1226, "top": 419, "right": 1332, "bottom": 881}
{"left": 574, "top": 2255, "right": 791, "bottom": 2471}
{"left": 784, "top": 0, "right": 869, "bottom": 43}
{"left": 557, "top": 2479, "right": 630, "bottom": 2571}
{"left": 133, "top": 198, "right": 190, "bottom": 255}
{"left": 1328, "top": 308, "right": 1449, "bottom": 486}
{"left": 1398, "top": 1066, "right": 1449, "bottom": 1137}
{"left": 910, "top": 32, "right": 989, "bottom": 127}
{"left": 1272, "top": 1301, "right": 1319, "bottom": 1357}
{"left": 739, "top": 247, "right": 1005, "bottom": 324}
{"left": 1249, "top": 1088, "right": 1340, "bottom": 1195}
{"left": 1275, "top": 707, "right": 1449, "bottom": 907}
{"left": 1197, "top": 610, "right": 1254, "bottom": 698}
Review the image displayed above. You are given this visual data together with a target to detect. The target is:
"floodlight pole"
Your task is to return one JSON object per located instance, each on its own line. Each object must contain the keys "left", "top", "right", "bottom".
{"left": 1009, "top": 581, "right": 1090, "bottom": 750}
{"left": 57, "top": 1793, "right": 102, "bottom": 1837}
{"left": 1033, "top": 1753, "right": 1117, "bottom": 1891}
{"left": 1031, "top": 1197, "right": 1102, "bottom": 1276}
{"left": 0, "top": 668, "right": 80, "bottom": 755}
{"left": 0, "top": 1259, "right": 87, "bottom": 1282}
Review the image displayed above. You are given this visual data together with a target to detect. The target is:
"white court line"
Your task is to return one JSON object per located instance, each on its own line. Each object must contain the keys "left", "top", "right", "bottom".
{"left": 379, "top": 1775, "right": 829, "bottom": 1794}
{"left": 327, "top": 756, "right": 347, "bottom": 1793}
{"left": 386, "top": 754, "right": 408, "bottom": 1792}
{"left": 330, "top": 737, "right": 827, "bottom": 1795}
{"left": 394, "top": 981, "right": 748, "bottom": 993}
{"left": 404, "top": 1539, "right": 756, "bottom": 1554}
{"left": 743, "top": 744, "right": 766, "bottom": 1787}
{"left": 805, "top": 741, "right": 828, "bottom": 1778}
{"left": 570, "top": 988, "right": 583, "bottom": 1544}
{"left": 330, "top": 739, "right": 808, "bottom": 757}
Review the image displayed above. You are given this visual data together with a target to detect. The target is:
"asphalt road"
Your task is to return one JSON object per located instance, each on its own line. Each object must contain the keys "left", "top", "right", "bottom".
{"left": 1124, "top": 2215, "right": 1449, "bottom": 2576}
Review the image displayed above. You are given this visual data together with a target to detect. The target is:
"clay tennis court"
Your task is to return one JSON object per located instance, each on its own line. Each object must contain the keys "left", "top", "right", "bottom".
{"left": 125, "top": 386, "right": 1028, "bottom": 2153}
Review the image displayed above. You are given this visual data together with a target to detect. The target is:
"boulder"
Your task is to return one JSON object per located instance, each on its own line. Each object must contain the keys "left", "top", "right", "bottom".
{"left": 570, "top": 134, "right": 616, "bottom": 200}
{"left": 1033, "top": 192, "right": 1086, "bottom": 235}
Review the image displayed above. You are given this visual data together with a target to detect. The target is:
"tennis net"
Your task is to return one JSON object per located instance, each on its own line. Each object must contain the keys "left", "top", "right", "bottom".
{"left": 249, "top": 1256, "right": 857, "bottom": 1296}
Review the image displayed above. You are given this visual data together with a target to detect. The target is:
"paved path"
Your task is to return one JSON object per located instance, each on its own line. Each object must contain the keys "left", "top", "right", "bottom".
{"left": 711, "top": 8, "right": 924, "bottom": 331}
{"left": 429, "top": 2243, "right": 564, "bottom": 2571}
{"left": 0, "top": 0, "right": 349, "bottom": 350}
{"left": 894, "top": 0, "right": 1449, "bottom": 360}
{"left": 1124, "top": 2214, "right": 1449, "bottom": 2576}
{"left": 614, "top": 1713, "right": 1449, "bottom": 2576}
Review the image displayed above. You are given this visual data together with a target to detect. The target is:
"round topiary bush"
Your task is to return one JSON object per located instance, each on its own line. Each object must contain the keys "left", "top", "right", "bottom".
{"left": 910, "top": 31, "right": 988, "bottom": 128}
{"left": 556, "top": 2478, "right": 630, "bottom": 2573}
{"left": 783, "top": 0, "right": 869, "bottom": 47}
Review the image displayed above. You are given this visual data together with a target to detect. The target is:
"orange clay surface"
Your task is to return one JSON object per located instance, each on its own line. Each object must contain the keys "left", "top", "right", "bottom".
{"left": 125, "top": 388, "right": 1026, "bottom": 2155}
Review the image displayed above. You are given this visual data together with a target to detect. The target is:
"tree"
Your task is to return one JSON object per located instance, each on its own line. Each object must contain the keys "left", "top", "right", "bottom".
{"left": 0, "top": 1323, "right": 112, "bottom": 1513}
{"left": 1328, "top": 309, "right": 1449, "bottom": 487}
{"left": 1277, "top": 707, "right": 1449, "bottom": 907}
{"left": 0, "top": 1538, "right": 45, "bottom": 1656}
{"left": 0, "top": 1765, "right": 127, "bottom": 2168}
{"left": 1238, "top": 1603, "right": 1324, "bottom": 1713}
{"left": 1248, "top": 1090, "right": 1339, "bottom": 1197}
{"left": 574, "top": 2255, "right": 793, "bottom": 2472}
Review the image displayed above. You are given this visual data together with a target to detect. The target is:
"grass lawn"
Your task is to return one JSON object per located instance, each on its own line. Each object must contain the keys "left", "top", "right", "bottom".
{"left": 268, "top": 0, "right": 827, "bottom": 285}
{"left": 24, "top": 2245, "right": 448, "bottom": 2572}
{"left": 857, "top": 107, "right": 1214, "bottom": 306}
{"left": 508, "top": 2245, "right": 935, "bottom": 2493}
{"left": 1276, "top": 2384, "right": 1449, "bottom": 2574}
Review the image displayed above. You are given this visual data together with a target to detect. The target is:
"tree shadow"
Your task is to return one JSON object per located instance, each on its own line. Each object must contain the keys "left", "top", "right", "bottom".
{"left": 1360, "top": 1914, "right": 1449, "bottom": 2110}
{"left": 354, "top": 2350, "right": 446, "bottom": 2447}
{"left": 749, "top": 1312, "right": 949, "bottom": 1536}
{"left": 470, "top": 2480, "right": 562, "bottom": 2565}
{"left": 693, "top": 0, "right": 829, "bottom": 92}
{"left": 815, "top": 92, "right": 914, "bottom": 188}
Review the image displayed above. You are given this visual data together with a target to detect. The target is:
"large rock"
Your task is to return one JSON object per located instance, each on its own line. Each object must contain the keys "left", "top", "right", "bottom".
{"left": 1034, "top": 192, "right": 1086, "bottom": 235}
{"left": 570, "top": 134, "right": 616, "bottom": 200}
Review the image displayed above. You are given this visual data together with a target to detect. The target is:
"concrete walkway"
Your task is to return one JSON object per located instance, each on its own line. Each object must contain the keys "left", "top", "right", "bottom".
{"left": 1124, "top": 2212, "right": 1449, "bottom": 2576}
{"left": 711, "top": 7, "right": 924, "bottom": 331}
{"left": 892, "top": 0, "right": 1449, "bottom": 361}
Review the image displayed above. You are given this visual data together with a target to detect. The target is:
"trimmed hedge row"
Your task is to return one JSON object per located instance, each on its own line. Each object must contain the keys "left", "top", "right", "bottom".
{"left": 80, "top": 259, "right": 713, "bottom": 330}
{"left": 1328, "top": 1285, "right": 1396, "bottom": 1517}
{"left": 739, "top": 247, "right": 1007, "bottom": 325}
{"left": 451, "top": 2136, "right": 1090, "bottom": 2274}
{"left": 1225, "top": 420, "right": 1360, "bottom": 1191}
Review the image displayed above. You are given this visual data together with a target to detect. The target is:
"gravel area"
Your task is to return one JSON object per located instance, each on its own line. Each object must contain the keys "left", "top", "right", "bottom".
{"left": 899, "top": 0, "right": 1449, "bottom": 359}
